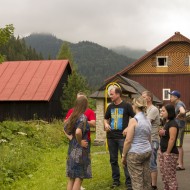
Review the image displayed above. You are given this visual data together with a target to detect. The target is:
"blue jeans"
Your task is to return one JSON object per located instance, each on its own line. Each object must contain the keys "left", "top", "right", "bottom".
{"left": 150, "top": 140, "right": 159, "bottom": 172}
{"left": 107, "top": 138, "right": 131, "bottom": 186}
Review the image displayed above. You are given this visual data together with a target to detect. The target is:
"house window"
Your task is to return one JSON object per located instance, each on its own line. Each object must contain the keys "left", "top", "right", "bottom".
{"left": 163, "top": 89, "right": 170, "bottom": 100}
{"left": 157, "top": 56, "right": 168, "bottom": 67}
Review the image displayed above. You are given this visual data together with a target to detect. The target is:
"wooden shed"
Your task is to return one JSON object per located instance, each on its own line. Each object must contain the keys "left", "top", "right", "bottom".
{"left": 0, "top": 60, "right": 71, "bottom": 121}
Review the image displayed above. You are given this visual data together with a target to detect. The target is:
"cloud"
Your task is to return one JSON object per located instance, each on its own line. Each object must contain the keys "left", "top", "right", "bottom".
{"left": 1, "top": 0, "right": 190, "bottom": 50}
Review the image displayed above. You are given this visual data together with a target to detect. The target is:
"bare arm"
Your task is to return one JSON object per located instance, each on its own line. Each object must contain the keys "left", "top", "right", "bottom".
{"left": 63, "top": 128, "right": 73, "bottom": 140}
{"left": 88, "top": 120, "right": 96, "bottom": 128}
{"left": 122, "top": 118, "right": 136, "bottom": 156}
{"left": 75, "top": 128, "right": 88, "bottom": 148}
{"left": 166, "top": 127, "right": 178, "bottom": 154}
{"left": 176, "top": 106, "right": 186, "bottom": 119}
{"left": 104, "top": 119, "right": 111, "bottom": 131}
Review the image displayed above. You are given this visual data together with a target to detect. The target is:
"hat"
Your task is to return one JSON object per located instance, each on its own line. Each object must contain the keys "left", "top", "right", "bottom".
{"left": 168, "top": 90, "right": 180, "bottom": 98}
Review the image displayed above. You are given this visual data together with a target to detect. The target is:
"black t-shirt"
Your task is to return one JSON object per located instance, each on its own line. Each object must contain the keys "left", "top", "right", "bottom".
{"left": 160, "top": 120, "right": 179, "bottom": 154}
{"left": 104, "top": 101, "right": 135, "bottom": 139}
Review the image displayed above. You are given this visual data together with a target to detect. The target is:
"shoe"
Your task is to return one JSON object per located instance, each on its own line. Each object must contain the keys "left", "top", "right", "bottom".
{"left": 176, "top": 166, "right": 185, "bottom": 171}
{"left": 110, "top": 181, "right": 120, "bottom": 188}
{"left": 151, "top": 186, "right": 158, "bottom": 190}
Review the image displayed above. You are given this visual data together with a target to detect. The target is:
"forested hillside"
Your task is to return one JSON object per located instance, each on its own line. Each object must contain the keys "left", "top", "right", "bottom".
{"left": 111, "top": 46, "right": 148, "bottom": 59}
{"left": 0, "top": 36, "right": 43, "bottom": 61}
{"left": 24, "top": 34, "right": 136, "bottom": 88}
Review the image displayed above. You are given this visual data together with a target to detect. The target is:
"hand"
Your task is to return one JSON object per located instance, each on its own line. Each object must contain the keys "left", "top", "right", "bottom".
{"left": 104, "top": 123, "right": 111, "bottom": 131}
{"left": 80, "top": 140, "right": 88, "bottom": 148}
{"left": 123, "top": 128, "right": 127, "bottom": 136}
{"left": 159, "top": 128, "right": 166, "bottom": 136}
{"left": 68, "top": 134, "right": 73, "bottom": 140}
{"left": 121, "top": 156, "right": 127, "bottom": 167}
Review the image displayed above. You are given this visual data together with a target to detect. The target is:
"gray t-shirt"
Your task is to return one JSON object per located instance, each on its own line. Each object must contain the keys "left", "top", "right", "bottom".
{"left": 146, "top": 105, "right": 160, "bottom": 141}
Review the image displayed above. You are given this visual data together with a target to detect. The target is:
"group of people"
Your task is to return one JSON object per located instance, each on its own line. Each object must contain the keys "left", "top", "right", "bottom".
{"left": 63, "top": 88, "right": 186, "bottom": 190}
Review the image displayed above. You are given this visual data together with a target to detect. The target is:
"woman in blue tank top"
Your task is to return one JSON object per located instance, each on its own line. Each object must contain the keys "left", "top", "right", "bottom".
{"left": 121, "top": 96, "right": 152, "bottom": 190}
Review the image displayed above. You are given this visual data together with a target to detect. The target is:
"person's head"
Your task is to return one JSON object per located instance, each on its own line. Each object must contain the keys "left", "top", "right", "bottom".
{"left": 66, "top": 96, "right": 88, "bottom": 133}
{"left": 109, "top": 87, "right": 122, "bottom": 103}
{"left": 77, "top": 92, "right": 87, "bottom": 99}
{"left": 161, "top": 104, "right": 176, "bottom": 120}
{"left": 142, "top": 91, "right": 153, "bottom": 104}
{"left": 132, "top": 96, "right": 147, "bottom": 113}
{"left": 169, "top": 90, "right": 180, "bottom": 103}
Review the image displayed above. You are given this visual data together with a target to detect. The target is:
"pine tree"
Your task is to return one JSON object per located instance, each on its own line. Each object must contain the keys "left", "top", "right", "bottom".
{"left": 0, "top": 24, "right": 14, "bottom": 62}
{"left": 57, "top": 42, "right": 91, "bottom": 115}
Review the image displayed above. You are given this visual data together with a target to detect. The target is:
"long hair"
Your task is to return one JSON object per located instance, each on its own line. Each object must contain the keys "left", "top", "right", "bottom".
{"left": 66, "top": 96, "right": 88, "bottom": 134}
{"left": 164, "top": 104, "right": 176, "bottom": 120}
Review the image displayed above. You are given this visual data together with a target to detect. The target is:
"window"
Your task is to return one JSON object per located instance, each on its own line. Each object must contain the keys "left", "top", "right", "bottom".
{"left": 157, "top": 56, "right": 168, "bottom": 67}
{"left": 163, "top": 89, "right": 170, "bottom": 100}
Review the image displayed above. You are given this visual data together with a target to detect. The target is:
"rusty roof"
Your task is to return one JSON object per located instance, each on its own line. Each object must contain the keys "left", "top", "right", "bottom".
{"left": 106, "top": 32, "right": 190, "bottom": 81}
{"left": 0, "top": 60, "right": 70, "bottom": 101}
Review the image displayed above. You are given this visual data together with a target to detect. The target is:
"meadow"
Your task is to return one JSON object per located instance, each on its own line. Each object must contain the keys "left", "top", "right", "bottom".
{"left": 0, "top": 120, "right": 126, "bottom": 190}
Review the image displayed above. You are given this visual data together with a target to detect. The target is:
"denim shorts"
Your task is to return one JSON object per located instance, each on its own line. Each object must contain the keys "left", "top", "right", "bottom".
{"left": 150, "top": 141, "right": 159, "bottom": 171}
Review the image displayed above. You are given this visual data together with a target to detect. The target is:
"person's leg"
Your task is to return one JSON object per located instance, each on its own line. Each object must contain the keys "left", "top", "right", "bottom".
{"left": 164, "top": 153, "right": 178, "bottom": 190}
{"left": 176, "top": 128, "right": 185, "bottom": 169}
{"left": 118, "top": 139, "right": 132, "bottom": 188}
{"left": 142, "top": 151, "right": 152, "bottom": 190}
{"left": 159, "top": 152, "right": 169, "bottom": 190}
{"left": 73, "top": 178, "right": 83, "bottom": 190}
{"left": 67, "top": 178, "right": 75, "bottom": 190}
{"left": 127, "top": 153, "right": 143, "bottom": 190}
{"left": 107, "top": 138, "right": 120, "bottom": 186}
{"left": 150, "top": 141, "right": 159, "bottom": 189}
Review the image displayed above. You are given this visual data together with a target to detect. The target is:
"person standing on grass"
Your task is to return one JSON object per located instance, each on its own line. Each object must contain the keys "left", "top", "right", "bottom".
{"left": 142, "top": 91, "right": 160, "bottom": 190}
{"left": 63, "top": 96, "right": 92, "bottom": 190}
{"left": 104, "top": 87, "right": 134, "bottom": 190}
{"left": 64, "top": 92, "right": 95, "bottom": 190}
{"left": 121, "top": 96, "right": 152, "bottom": 190}
{"left": 159, "top": 104, "right": 179, "bottom": 190}
{"left": 168, "top": 90, "right": 186, "bottom": 170}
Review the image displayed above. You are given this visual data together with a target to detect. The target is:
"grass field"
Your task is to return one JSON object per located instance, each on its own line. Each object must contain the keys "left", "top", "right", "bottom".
{"left": 2, "top": 132, "right": 126, "bottom": 190}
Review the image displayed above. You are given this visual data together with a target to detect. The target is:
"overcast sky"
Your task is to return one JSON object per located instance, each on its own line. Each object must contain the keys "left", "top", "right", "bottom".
{"left": 1, "top": 0, "right": 190, "bottom": 50}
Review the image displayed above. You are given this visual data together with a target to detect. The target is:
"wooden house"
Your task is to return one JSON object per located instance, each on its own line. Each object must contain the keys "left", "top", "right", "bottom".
{"left": 0, "top": 60, "right": 71, "bottom": 121}
{"left": 107, "top": 32, "right": 190, "bottom": 109}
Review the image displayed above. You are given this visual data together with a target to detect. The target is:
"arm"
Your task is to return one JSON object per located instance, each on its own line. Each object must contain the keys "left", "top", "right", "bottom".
{"left": 63, "top": 127, "right": 73, "bottom": 140}
{"left": 121, "top": 118, "right": 136, "bottom": 165}
{"left": 165, "top": 127, "right": 178, "bottom": 154}
{"left": 88, "top": 120, "right": 96, "bottom": 128}
{"left": 104, "top": 119, "right": 111, "bottom": 131}
{"left": 176, "top": 106, "right": 186, "bottom": 119}
{"left": 75, "top": 128, "right": 88, "bottom": 148}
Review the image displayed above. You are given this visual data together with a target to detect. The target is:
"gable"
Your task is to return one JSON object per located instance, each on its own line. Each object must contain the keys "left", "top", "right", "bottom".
{"left": 128, "top": 42, "right": 190, "bottom": 74}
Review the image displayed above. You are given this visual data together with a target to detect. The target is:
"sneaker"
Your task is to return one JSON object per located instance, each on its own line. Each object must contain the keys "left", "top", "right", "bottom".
{"left": 110, "top": 181, "right": 120, "bottom": 188}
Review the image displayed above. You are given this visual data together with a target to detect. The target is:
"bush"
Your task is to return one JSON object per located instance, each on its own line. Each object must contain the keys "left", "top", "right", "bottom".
{"left": 0, "top": 120, "right": 67, "bottom": 187}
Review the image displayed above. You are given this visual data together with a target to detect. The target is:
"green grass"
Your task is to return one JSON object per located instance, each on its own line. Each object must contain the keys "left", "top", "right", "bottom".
{"left": 4, "top": 133, "right": 126, "bottom": 190}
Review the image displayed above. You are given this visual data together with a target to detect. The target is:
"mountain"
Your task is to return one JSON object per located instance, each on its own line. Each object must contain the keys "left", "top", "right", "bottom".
{"left": 24, "top": 33, "right": 136, "bottom": 88}
{"left": 111, "top": 46, "right": 148, "bottom": 59}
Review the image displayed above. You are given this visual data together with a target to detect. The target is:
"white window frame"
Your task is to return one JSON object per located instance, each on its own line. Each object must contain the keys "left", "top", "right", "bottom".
{"left": 163, "top": 89, "right": 170, "bottom": 100}
{"left": 157, "top": 56, "right": 168, "bottom": 67}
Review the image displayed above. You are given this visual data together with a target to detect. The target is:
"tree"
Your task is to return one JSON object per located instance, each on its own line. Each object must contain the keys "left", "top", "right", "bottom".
{"left": 0, "top": 24, "right": 14, "bottom": 62}
{"left": 57, "top": 42, "right": 74, "bottom": 68}
{"left": 57, "top": 42, "right": 92, "bottom": 115}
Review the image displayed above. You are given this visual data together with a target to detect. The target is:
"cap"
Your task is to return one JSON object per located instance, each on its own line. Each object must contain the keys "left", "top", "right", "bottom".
{"left": 168, "top": 90, "right": 180, "bottom": 98}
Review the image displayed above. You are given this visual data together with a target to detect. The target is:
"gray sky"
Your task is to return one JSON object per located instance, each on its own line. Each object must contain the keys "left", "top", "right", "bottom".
{"left": 1, "top": 0, "right": 190, "bottom": 50}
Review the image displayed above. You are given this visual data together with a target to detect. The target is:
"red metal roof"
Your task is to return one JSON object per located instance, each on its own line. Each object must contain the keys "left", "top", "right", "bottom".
{"left": 0, "top": 60, "right": 70, "bottom": 101}
{"left": 106, "top": 32, "right": 190, "bottom": 81}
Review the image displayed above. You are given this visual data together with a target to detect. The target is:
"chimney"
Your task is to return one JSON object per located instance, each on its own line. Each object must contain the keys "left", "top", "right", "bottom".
{"left": 175, "top": 32, "right": 180, "bottom": 35}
